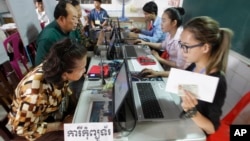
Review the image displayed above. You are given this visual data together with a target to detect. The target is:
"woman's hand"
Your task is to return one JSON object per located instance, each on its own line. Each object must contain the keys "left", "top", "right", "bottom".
{"left": 128, "top": 32, "right": 139, "bottom": 38}
{"left": 63, "top": 115, "right": 73, "bottom": 123}
{"left": 179, "top": 88, "right": 198, "bottom": 112}
{"left": 151, "top": 50, "right": 160, "bottom": 60}
{"left": 141, "top": 68, "right": 159, "bottom": 77}
{"left": 130, "top": 28, "right": 141, "bottom": 33}
{"left": 134, "top": 39, "right": 147, "bottom": 45}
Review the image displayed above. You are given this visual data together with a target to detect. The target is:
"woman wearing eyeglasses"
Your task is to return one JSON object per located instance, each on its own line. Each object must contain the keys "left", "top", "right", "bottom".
{"left": 8, "top": 38, "right": 87, "bottom": 141}
{"left": 179, "top": 16, "right": 233, "bottom": 135}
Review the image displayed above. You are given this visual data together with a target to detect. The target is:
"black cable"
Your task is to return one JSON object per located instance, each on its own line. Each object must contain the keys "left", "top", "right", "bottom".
{"left": 104, "top": 30, "right": 108, "bottom": 50}
{"left": 115, "top": 95, "right": 137, "bottom": 136}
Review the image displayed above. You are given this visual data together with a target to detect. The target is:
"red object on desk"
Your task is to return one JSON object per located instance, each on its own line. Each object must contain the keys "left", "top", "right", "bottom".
{"left": 88, "top": 65, "right": 109, "bottom": 77}
{"left": 137, "top": 56, "right": 156, "bottom": 65}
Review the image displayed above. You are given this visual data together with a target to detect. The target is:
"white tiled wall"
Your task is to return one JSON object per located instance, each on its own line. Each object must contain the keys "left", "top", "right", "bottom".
{"left": 222, "top": 50, "right": 250, "bottom": 124}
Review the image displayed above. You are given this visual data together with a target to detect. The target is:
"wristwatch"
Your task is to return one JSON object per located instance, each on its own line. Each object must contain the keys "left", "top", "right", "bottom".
{"left": 183, "top": 107, "right": 198, "bottom": 118}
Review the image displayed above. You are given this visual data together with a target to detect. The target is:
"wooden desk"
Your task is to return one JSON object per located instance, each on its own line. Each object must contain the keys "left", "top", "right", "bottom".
{"left": 73, "top": 54, "right": 206, "bottom": 141}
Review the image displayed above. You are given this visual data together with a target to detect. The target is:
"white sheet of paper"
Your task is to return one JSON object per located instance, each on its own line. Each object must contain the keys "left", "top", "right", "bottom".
{"left": 165, "top": 68, "right": 219, "bottom": 103}
{"left": 131, "top": 58, "right": 161, "bottom": 71}
{"left": 64, "top": 122, "right": 113, "bottom": 141}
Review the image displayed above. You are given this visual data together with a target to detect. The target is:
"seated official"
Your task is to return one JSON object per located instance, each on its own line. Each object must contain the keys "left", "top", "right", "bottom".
{"left": 179, "top": 16, "right": 233, "bottom": 135}
{"left": 136, "top": 7, "right": 187, "bottom": 77}
{"left": 8, "top": 38, "right": 87, "bottom": 141}
{"left": 128, "top": 1, "right": 166, "bottom": 43}
{"left": 35, "top": 1, "right": 79, "bottom": 66}
{"left": 89, "top": 0, "right": 109, "bottom": 29}
{"left": 88, "top": 0, "right": 109, "bottom": 41}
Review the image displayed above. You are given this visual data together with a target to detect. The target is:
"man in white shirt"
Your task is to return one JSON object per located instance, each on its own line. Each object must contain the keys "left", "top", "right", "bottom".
{"left": 35, "top": 0, "right": 50, "bottom": 27}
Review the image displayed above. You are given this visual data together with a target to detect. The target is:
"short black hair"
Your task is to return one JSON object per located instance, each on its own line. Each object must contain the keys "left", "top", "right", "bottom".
{"left": 71, "top": 0, "right": 80, "bottom": 6}
{"left": 35, "top": 0, "right": 42, "bottom": 2}
{"left": 54, "top": 1, "right": 71, "bottom": 19}
{"left": 94, "top": 0, "right": 102, "bottom": 3}
{"left": 142, "top": 1, "right": 158, "bottom": 15}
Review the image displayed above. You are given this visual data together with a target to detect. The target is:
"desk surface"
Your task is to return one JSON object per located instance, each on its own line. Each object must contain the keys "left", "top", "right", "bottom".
{"left": 73, "top": 55, "right": 206, "bottom": 141}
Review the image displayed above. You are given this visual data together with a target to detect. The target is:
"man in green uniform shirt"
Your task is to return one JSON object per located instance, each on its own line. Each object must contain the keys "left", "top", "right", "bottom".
{"left": 35, "top": 1, "right": 79, "bottom": 65}
{"left": 35, "top": 1, "right": 81, "bottom": 120}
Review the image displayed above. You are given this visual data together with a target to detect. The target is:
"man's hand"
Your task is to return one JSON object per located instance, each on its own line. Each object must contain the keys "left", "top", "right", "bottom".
{"left": 130, "top": 28, "right": 141, "bottom": 33}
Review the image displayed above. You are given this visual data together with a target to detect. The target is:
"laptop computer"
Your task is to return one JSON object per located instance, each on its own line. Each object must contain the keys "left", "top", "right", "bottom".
{"left": 122, "top": 45, "right": 151, "bottom": 59}
{"left": 106, "top": 30, "right": 121, "bottom": 60}
{"left": 121, "top": 60, "right": 182, "bottom": 121}
{"left": 131, "top": 80, "right": 182, "bottom": 121}
{"left": 122, "top": 60, "right": 182, "bottom": 121}
{"left": 113, "top": 61, "right": 130, "bottom": 117}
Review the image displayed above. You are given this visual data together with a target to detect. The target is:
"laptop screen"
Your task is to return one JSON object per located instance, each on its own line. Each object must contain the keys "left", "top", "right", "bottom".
{"left": 113, "top": 62, "right": 129, "bottom": 116}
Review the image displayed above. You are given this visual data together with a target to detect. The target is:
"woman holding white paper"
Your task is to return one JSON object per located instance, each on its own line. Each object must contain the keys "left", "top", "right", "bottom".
{"left": 178, "top": 16, "right": 233, "bottom": 135}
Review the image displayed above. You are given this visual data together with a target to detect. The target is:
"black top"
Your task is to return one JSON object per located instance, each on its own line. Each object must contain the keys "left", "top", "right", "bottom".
{"left": 186, "top": 63, "right": 227, "bottom": 132}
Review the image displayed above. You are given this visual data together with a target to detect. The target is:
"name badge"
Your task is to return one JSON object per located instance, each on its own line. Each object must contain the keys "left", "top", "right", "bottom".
{"left": 95, "top": 20, "right": 100, "bottom": 25}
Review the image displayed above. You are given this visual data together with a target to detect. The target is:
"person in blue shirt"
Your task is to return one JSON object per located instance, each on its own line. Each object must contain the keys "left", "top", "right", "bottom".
{"left": 88, "top": 0, "right": 109, "bottom": 41}
{"left": 129, "top": 1, "right": 166, "bottom": 43}
{"left": 89, "top": 0, "right": 109, "bottom": 29}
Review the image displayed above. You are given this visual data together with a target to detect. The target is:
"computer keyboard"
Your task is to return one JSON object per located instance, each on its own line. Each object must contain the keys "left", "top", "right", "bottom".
{"left": 125, "top": 45, "right": 137, "bottom": 58}
{"left": 136, "top": 83, "right": 164, "bottom": 118}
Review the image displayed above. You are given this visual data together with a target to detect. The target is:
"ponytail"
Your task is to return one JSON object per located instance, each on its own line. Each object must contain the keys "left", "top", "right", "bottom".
{"left": 206, "top": 28, "right": 233, "bottom": 74}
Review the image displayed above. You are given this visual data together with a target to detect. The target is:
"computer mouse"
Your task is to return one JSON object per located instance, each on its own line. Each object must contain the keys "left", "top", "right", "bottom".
{"left": 134, "top": 40, "right": 141, "bottom": 45}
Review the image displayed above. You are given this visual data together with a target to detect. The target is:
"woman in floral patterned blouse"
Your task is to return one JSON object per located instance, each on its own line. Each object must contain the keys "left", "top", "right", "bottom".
{"left": 8, "top": 38, "right": 87, "bottom": 141}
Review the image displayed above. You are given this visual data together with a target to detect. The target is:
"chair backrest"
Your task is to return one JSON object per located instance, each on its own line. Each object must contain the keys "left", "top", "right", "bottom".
{"left": 3, "top": 32, "right": 30, "bottom": 79}
{"left": 3, "top": 32, "right": 24, "bottom": 62}
{"left": 207, "top": 91, "right": 250, "bottom": 141}
{"left": 0, "top": 65, "right": 15, "bottom": 140}
{"left": 0, "top": 60, "right": 26, "bottom": 141}
{"left": 222, "top": 91, "right": 250, "bottom": 124}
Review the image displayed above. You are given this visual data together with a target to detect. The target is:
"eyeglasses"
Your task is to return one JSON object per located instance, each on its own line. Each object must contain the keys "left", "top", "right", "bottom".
{"left": 178, "top": 41, "right": 204, "bottom": 53}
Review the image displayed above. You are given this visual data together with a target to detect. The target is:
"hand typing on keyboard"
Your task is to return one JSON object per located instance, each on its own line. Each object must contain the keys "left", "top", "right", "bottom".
{"left": 139, "top": 68, "right": 158, "bottom": 78}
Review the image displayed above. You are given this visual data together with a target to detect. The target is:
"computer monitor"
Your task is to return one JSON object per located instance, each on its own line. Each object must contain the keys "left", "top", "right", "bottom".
{"left": 113, "top": 62, "right": 130, "bottom": 117}
{"left": 106, "top": 24, "right": 123, "bottom": 60}
{"left": 116, "top": 17, "right": 123, "bottom": 41}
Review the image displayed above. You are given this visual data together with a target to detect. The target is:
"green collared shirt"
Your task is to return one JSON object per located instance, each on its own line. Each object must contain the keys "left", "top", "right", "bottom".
{"left": 35, "top": 20, "right": 80, "bottom": 66}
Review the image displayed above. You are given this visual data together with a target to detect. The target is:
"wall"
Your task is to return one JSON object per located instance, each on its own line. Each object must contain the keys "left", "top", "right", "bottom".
{"left": 0, "top": 0, "right": 8, "bottom": 13}
{"left": 0, "top": 0, "right": 9, "bottom": 24}
{"left": 80, "top": 0, "right": 183, "bottom": 18}
{"left": 223, "top": 51, "right": 250, "bottom": 123}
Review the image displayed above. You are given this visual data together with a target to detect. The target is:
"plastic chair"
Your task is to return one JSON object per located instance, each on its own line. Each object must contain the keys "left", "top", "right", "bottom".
{"left": 207, "top": 91, "right": 250, "bottom": 141}
{"left": 0, "top": 69, "right": 14, "bottom": 140}
{"left": 3, "top": 32, "right": 29, "bottom": 80}
{"left": 0, "top": 62, "right": 26, "bottom": 141}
